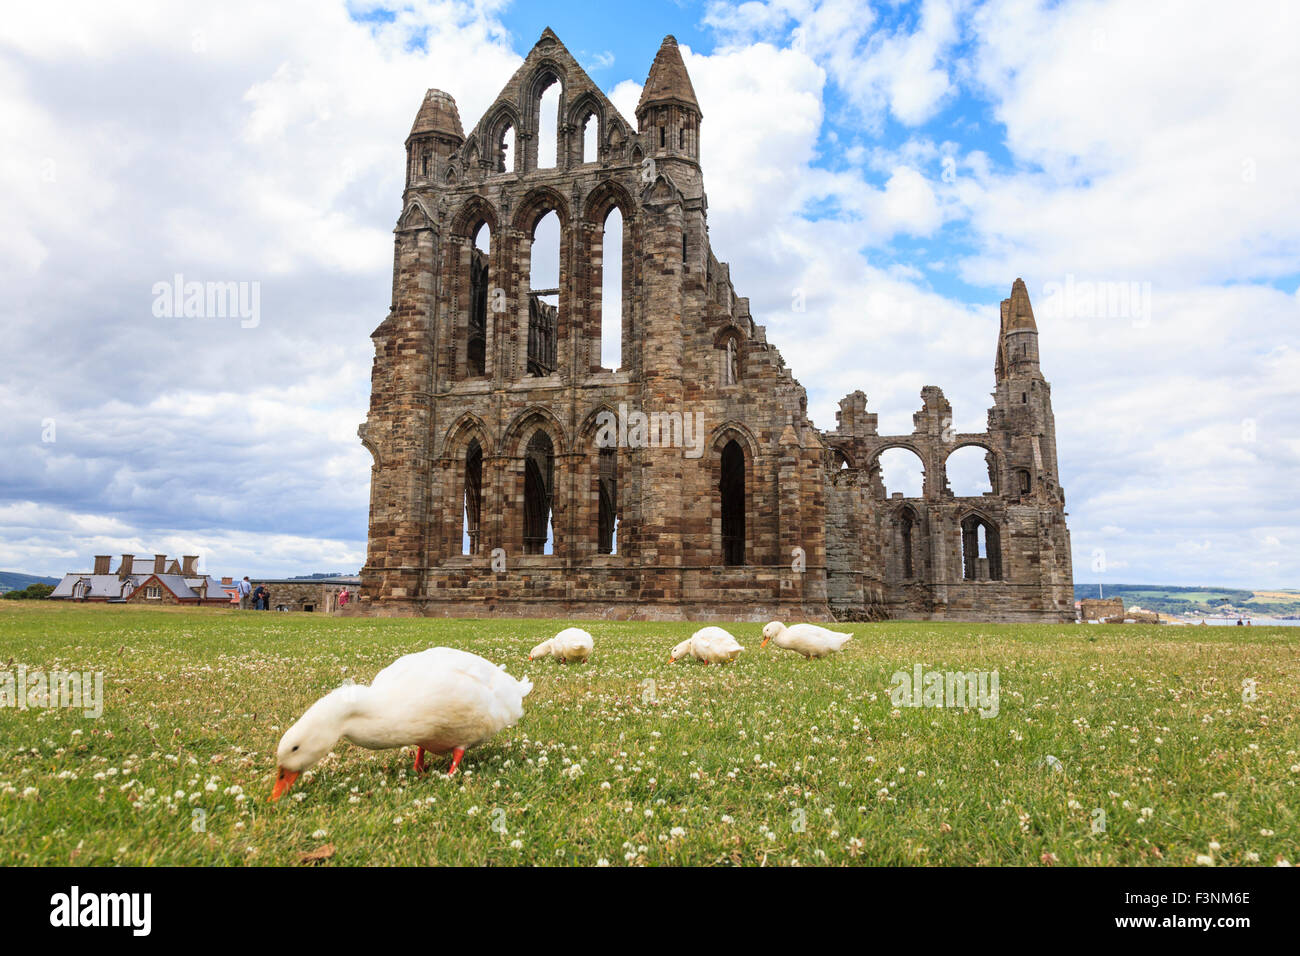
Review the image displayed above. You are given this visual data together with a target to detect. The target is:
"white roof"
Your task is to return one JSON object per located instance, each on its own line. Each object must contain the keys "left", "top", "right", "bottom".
{"left": 50, "top": 574, "right": 146, "bottom": 599}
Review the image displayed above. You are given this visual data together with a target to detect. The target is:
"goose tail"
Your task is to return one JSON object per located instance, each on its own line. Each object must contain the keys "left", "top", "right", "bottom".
{"left": 518, "top": 675, "right": 534, "bottom": 697}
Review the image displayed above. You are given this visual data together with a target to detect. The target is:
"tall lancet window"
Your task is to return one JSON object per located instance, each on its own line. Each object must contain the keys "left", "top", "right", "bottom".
{"left": 528, "top": 211, "right": 560, "bottom": 376}
{"left": 720, "top": 439, "right": 745, "bottom": 566}
{"left": 961, "top": 514, "right": 1002, "bottom": 581}
{"left": 468, "top": 223, "right": 490, "bottom": 377}
{"left": 900, "top": 508, "right": 916, "bottom": 579}
{"left": 523, "top": 431, "right": 554, "bottom": 555}
{"left": 598, "top": 447, "right": 617, "bottom": 554}
{"left": 462, "top": 439, "right": 483, "bottom": 556}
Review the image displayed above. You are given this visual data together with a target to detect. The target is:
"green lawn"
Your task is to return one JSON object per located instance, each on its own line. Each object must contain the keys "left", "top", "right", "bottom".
{"left": 1, "top": 603, "right": 1296, "bottom": 866}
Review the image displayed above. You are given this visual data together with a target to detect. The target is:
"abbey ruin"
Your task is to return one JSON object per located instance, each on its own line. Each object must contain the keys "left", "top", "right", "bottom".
{"left": 355, "top": 30, "right": 1074, "bottom": 622}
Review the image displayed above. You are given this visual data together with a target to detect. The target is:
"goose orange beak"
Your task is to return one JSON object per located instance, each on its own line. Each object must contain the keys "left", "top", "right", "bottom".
{"left": 271, "top": 767, "right": 299, "bottom": 802}
{"left": 667, "top": 655, "right": 677, "bottom": 664}
{"left": 760, "top": 636, "right": 771, "bottom": 648}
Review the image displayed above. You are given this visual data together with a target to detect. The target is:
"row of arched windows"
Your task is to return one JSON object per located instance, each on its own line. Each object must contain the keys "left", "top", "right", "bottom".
{"left": 893, "top": 507, "right": 1004, "bottom": 582}
{"left": 457, "top": 202, "right": 625, "bottom": 380}
{"left": 454, "top": 429, "right": 748, "bottom": 566}
{"left": 477, "top": 69, "right": 623, "bottom": 177}
{"left": 840, "top": 445, "right": 1034, "bottom": 500}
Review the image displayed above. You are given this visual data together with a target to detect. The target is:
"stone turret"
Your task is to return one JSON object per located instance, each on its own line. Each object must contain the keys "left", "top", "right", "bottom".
{"left": 636, "top": 36, "right": 701, "bottom": 164}
{"left": 997, "top": 277, "right": 1040, "bottom": 381}
{"left": 406, "top": 89, "right": 464, "bottom": 188}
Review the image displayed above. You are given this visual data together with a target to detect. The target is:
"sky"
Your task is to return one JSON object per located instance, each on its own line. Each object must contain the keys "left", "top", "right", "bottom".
{"left": 1, "top": 0, "right": 1297, "bottom": 587}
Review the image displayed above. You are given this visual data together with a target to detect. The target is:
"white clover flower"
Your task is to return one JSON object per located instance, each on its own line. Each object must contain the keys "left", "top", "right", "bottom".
{"left": 1196, "top": 854, "right": 1215, "bottom": 866}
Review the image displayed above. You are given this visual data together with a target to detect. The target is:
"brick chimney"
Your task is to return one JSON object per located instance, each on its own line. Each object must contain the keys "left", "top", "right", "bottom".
{"left": 221, "top": 576, "right": 233, "bottom": 586}
{"left": 182, "top": 555, "right": 198, "bottom": 575}
{"left": 153, "top": 554, "right": 167, "bottom": 574}
{"left": 119, "top": 554, "right": 134, "bottom": 577}
{"left": 93, "top": 555, "right": 111, "bottom": 574}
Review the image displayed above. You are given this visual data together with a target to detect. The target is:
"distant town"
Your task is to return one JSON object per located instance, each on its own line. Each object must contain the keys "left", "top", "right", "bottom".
{"left": 4, "top": 560, "right": 1295, "bottom": 624}
{"left": 1073, "top": 583, "right": 1300, "bottom": 624}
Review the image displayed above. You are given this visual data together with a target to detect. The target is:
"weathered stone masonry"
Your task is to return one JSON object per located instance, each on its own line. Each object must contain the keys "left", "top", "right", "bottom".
{"left": 355, "top": 29, "right": 1074, "bottom": 622}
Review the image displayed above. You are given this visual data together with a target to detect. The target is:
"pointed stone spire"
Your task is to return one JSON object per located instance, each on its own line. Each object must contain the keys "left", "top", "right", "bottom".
{"left": 408, "top": 89, "right": 464, "bottom": 143}
{"left": 637, "top": 35, "right": 700, "bottom": 117}
{"left": 1005, "top": 277, "right": 1037, "bottom": 332}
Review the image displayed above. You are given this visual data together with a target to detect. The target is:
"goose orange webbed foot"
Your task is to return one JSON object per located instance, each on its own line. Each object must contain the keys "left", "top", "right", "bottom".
{"left": 447, "top": 746, "right": 466, "bottom": 776}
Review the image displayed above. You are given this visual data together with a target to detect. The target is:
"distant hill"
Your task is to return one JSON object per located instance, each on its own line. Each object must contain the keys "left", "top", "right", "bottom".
{"left": 0, "top": 571, "right": 61, "bottom": 594}
{"left": 1075, "top": 583, "right": 1300, "bottom": 618}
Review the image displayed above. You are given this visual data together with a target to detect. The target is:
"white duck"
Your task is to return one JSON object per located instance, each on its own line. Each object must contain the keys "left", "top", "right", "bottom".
{"left": 529, "top": 627, "right": 594, "bottom": 664}
{"left": 668, "top": 626, "right": 745, "bottom": 665}
{"left": 271, "top": 646, "right": 532, "bottom": 801}
{"left": 760, "top": 621, "right": 853, "bottom": 659}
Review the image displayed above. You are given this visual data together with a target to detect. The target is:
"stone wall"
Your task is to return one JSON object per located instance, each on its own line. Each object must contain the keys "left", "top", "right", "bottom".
{"left": 249, "top": 580, "right": 356, "bottom": 613}
{"left": 1079, "top": 597, "right": 1125, "bottom": 622}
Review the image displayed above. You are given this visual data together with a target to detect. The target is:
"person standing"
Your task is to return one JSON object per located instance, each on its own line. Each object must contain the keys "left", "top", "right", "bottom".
{"left": 263, "top": 584, "right": 272, "bottom": 611}
{"left": 238, "top": 576, "right": 252, "bottom": 610}
{"left": 338, "top": 586, "right": 349, "bottom": 608}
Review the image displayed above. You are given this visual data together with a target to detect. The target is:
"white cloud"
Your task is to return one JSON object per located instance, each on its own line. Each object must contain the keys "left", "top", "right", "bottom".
{"left": 706, "top": 0, "right": 965, "bottom": 127}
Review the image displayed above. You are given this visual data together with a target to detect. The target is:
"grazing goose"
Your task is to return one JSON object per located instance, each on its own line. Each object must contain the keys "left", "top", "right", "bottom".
{"left": 271, "top": 647, "right": 532, "bottom": 800}
{"left": 760, "top": 621, "right": 853, "bottom": 659}
{"left": 529, "top": 627, "right": 594, "bottom": 664}
{"left": 668, "top": 626, "right": 745, "bottom": 665}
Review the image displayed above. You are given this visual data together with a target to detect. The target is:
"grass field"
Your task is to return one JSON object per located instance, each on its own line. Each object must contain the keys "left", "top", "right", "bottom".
{"left": 1, "top": 603, "right": 1296, "bottom": 866}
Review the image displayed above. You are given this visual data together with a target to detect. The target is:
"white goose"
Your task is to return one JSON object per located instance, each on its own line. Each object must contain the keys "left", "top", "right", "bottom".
{"left": 668, "top": 626, "right": 745, "bottom": 665}
{"left": 760, "top": 621, "right": 853, "bottom": 659}
{"left": 271, "top": 646, "right": 532, "bottom": 800}
{"left": 529, "top": 627, "right": 594, "bottom": 664}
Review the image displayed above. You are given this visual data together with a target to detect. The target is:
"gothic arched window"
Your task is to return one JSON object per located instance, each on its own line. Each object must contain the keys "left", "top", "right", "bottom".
{"left": 598, "top": 447, "right": 617, "bottom": 554}
{"left": 720, "top": 439, "right": 745, "bottom": 566}
{"left": 900, "top": 508, "right": 916, "bottom": 579}
{"left": 960, "top": 514, "right": 1002, "bottom": 581}
{"left": 467, "top": 222, "right": 490, "bottom": 377}
{"left": 718, "top": 333, "right": 741, "bottom": 385}
{"left": 462, "top": 439, "right": 483, "bottom": 556}
{"left": 523, "top": 431, "right": 554, "bottom": 554}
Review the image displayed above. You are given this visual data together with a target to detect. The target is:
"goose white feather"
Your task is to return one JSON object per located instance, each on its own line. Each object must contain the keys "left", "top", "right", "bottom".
{"left": 271, "top": 646, "right": 531, "bottom": 800}
{"left": 760, "top": 621, "right": 853, "bottom": 658}
{"left": 669, "top": 626, "right": 745, "bottom": 664}
{"left": 529, "top": 627, "right": 594, "bottom": 663}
